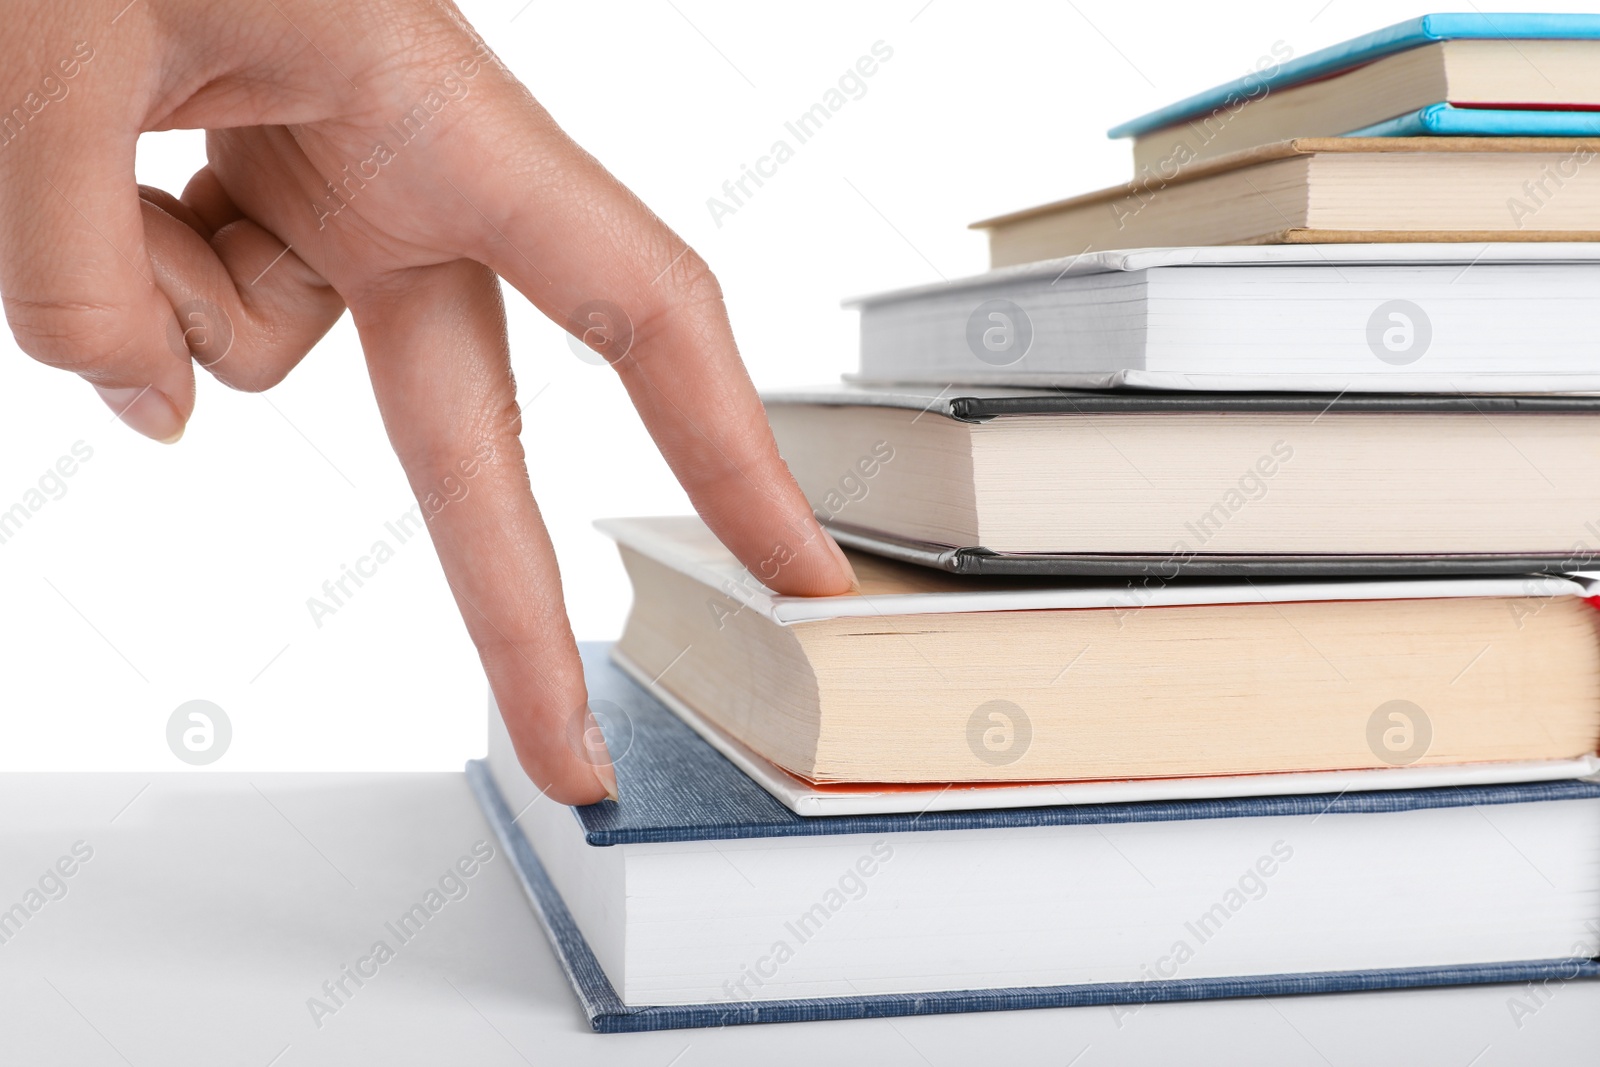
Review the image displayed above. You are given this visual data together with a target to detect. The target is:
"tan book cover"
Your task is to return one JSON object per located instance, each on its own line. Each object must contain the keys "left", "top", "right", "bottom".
{"left": 972, "top": 138, "right": 1600, "bottom": 266}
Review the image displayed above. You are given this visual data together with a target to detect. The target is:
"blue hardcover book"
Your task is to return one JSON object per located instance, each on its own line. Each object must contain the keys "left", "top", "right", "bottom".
{"left": 1109, "top": 13, "right": 1600, "bottom": 139}
{"left": 470, "top": 644, "right": 1600, "bottom": 1033}
{"left": 1347, "top": 105, "right": 1600, "bottom": 138}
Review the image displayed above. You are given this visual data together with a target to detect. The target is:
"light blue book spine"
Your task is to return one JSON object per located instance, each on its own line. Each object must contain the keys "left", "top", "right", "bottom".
{"left": 1110, "top": 13, "right": 1600, "bottom": 139}
{"left": 1346, "top": 104, "right": 1600, "bottom": 138}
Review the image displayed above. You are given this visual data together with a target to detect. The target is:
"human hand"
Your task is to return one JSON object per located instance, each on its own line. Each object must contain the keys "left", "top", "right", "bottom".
{"left": 2, "top": 0, "right": 856, "bottom": 803}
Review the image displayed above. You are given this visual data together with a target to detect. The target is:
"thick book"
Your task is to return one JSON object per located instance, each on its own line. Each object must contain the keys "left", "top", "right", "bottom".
{"left": 610, "top": 648, "right": 1600, "bottom": 817}
{"left": 971, "top": 139, "right": 1600, "bottom": 266}
{"left": 471, "top": 644, "right": 1600, "bottom": 1032}
{"left": 599, "top": 515, "right": 1600, "bottom": 785}
{"left": 1124, "top": 29, "right": 1600, "bottom": 169}
{"left": 849, "top": 244, "right": 1600, "bottom": 393}
{"left": 765, "top": 385, "right": 1600, "bottom": 570}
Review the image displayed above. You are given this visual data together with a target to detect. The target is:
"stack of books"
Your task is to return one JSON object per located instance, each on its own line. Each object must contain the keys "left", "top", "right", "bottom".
{"left": 473, "top": 14, "right": 1600, "bottom": 1033}
{"left": 982, "top": 11, "right": 1600, "bottom": 260}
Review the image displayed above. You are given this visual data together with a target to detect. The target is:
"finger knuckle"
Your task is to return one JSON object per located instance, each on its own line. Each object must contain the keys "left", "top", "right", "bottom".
{"left": 663, "top": 248, "right": 722, "bottom": 306}
{"left": 635, "top": 247, "right": 725, "bottom": 346}
{"left": 3, "top": 294, "right": 139, "bottom": 374}
{"left": 216, "top": 369, "right": 281, "bottom": 394}
{"left": 211, "top": 357, "right": 285, "bottom": 395}
{"left": 400, "top": 407, "right": 522, "bottom": 490}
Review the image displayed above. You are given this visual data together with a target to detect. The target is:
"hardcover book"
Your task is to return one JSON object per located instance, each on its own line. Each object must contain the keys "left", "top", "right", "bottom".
{"left": 1113, "top": 13, "right": 1600, "bottom": 165}
{"left": 971, "top": 140, "right": 1600, "bottom": 265}
{"left": 765, "top": 385, "right": 1600, "bottom": 571}
{"left": 848, "top": 244, "right": 1600, "bottom": 392}
{"left": 1122, "top": 25, "right": 1600, "bottom": 169}
{"left": 598, "top": 515, "right": 1600, "bottom": 786}
{"left": 471, "top": 644, "right": 1600, "bottom": 1032}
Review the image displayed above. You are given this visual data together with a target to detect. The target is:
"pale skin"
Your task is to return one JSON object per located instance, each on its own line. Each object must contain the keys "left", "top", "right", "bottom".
{"left": 3, "top": 0, "right": 856, "bottom": 803}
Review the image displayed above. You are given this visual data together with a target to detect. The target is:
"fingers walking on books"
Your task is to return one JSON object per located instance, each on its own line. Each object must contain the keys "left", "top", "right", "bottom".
{"left": 0, "top": 0, "right": 847, "bottom": 807}
{"left": 350, "top": 258, "right": 616, "bottom": 806}
{"left": 447, "top": 96, "right": 859, "bottom": 597}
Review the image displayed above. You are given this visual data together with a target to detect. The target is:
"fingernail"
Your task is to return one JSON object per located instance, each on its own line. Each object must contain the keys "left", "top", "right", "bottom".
{"left": 95, "top": 385, "right": 185, "bottom": 444}
{"left": 820, "top": 528, "right": 860, "bottom": 593}
{"left": 593, "top": 758, "right": 620, "bottom": 803}
{"left": 572, "top": 702, "right": 622, "bottom": 802}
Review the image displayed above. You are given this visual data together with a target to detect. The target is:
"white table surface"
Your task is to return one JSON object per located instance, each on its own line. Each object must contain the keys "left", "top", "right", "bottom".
{"left": 0, "top": 772, "right": 1593, "bottom": 1066}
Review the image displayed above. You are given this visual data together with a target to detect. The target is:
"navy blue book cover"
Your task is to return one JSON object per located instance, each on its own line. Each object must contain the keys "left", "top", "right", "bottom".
{"left": 466, "top": 643, "right": 1600, "bottom": 1032}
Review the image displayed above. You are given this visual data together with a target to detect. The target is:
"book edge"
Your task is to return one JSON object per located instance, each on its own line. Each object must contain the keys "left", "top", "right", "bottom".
{"left": 1107, "top": 14, "right": 1600, "bottom": 139}
{"left": 970, "top": 139, "right": 1600, "bottom": 230}
{"left": 1346, "top": 105, "right": 1600, "bottom": 138}
{"left": 597, "top": 516, "right": 1590, "bottom": 625}
{"left": 846, "top": 242, "right": 1600, "bottom": 311}
{"left": 612, "top": 646, "right": 1600, "bottom": 816}
{"left": 467, "top": 757, "right": 1600, "bottom": 1033}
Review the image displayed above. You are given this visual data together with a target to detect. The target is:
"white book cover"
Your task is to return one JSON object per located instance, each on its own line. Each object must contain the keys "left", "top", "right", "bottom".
{"left": 849, "top": 243, "right": 1600, "bottom": 393}
{"left": 597, "top": 515, "right": 1591, "bottom": 625}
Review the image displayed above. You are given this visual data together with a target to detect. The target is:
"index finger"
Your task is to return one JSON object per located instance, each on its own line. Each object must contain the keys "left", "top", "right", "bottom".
{"left": 448, "top": 78, "right": 856, "bottom": 597}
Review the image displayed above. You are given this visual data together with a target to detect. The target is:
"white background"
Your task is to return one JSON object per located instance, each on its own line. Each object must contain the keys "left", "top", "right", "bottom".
{"left": 2, "top": 0, "right": 1593, "bottom": 770}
